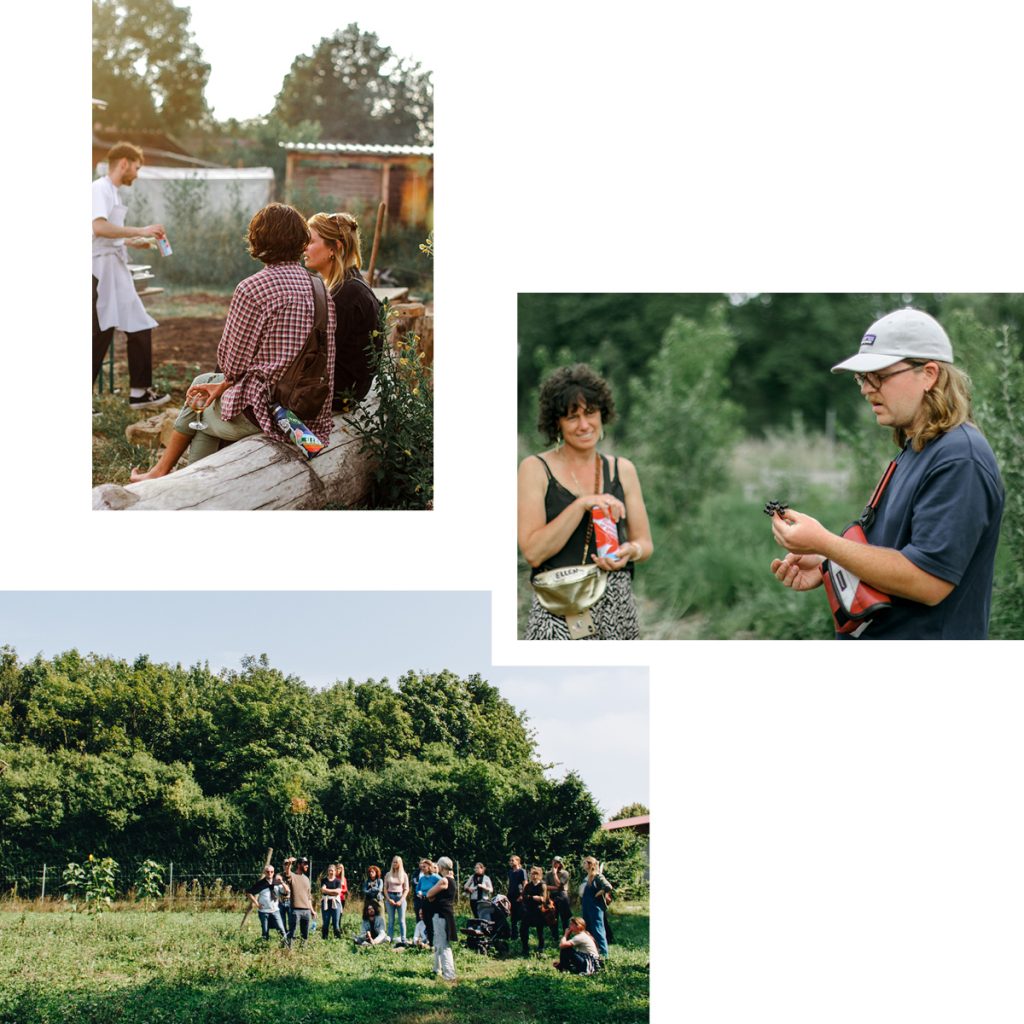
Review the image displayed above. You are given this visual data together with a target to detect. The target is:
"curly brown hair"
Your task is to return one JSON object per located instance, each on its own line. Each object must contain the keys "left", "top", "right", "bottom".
{"left": 246, "top": 203, "right": 310, "bottom": 265}
{"left": 536, "top": 363, "right": 616, "bottom": 444}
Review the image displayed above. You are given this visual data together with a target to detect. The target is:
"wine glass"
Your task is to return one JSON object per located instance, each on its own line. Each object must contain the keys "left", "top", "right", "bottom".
{"left": 188, "top": 388, "right": 208, "bottom": 431}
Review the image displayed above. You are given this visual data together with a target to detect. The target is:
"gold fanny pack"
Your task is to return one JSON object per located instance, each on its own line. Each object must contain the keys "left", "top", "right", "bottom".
{"left": 531, "top": 564, "right": 607, "bottom": 639}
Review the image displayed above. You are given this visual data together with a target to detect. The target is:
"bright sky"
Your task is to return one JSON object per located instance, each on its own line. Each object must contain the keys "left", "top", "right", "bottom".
{"left": 0, "top": 592, "right": 647, "bottom": 819}
{"left": 174, "top": 1, "right": 436, "bottom": 122}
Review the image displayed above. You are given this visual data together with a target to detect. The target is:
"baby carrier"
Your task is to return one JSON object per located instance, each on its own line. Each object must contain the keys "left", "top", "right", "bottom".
{"left": 461, "top": 894, "right": 512, "bottom": 955}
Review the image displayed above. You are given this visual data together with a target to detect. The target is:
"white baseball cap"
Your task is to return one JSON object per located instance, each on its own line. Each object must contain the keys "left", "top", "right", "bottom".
{"left": 831, "top": 308, "right": 954, "bottom": 374}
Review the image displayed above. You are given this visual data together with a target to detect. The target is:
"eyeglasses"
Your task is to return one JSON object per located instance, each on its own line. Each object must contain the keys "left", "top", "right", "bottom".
{"left": 852, "top": 364, "right": 921, "bottom": 390}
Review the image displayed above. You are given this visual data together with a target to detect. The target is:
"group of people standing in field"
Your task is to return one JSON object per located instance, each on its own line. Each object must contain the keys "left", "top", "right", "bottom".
{"left": 507, "top": 854, "right": 612, "bottom": 972}
{"left": 246, "top": 851, "right": 616, "bottom": 980}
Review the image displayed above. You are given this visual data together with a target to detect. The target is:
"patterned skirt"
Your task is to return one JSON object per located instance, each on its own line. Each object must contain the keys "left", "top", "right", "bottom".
{"left": 525, "top": 570, "right": 640, "bottom": 640}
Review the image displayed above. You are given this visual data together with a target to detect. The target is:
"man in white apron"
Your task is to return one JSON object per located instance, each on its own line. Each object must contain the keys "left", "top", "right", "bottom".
{"left": 92, "top": 141, "right": 170, "bottom": 408}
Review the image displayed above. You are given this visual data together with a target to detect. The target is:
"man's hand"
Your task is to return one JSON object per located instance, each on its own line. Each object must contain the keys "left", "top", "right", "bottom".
{"left": 770, "top": 552, "right": 826, "bottom": 591}
{"left": 186, "top": 380, "right": 229, "bottom": 410}
{"left": 770, "top": 508, "right": 835, "bottom": 556}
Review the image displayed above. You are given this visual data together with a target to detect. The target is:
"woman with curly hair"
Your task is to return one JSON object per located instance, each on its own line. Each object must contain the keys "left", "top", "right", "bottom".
{"left": 518, "top": 363, "right": 653, "bottom": 639}
{"left": 361, "top": 864, "right": 385, "bottom": 918}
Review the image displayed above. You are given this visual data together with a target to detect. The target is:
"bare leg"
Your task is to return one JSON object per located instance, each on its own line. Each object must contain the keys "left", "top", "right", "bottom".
{"left": 130, "top": 429, "right": 191, "bottom": 481}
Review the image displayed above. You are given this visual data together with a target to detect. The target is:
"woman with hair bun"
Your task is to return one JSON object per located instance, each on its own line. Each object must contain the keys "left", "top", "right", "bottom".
{"left": 518, "top": 363, "right": 653, "bottom": 639}
{"left": 304, "top": 211, "right": 381, "bottom": 411}
{"left": 426, "top": 856, "right": 457, "bottom": 981}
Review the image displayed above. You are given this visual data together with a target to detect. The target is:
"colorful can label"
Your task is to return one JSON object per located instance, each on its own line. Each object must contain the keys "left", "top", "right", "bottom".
{"left": 157, "top": 236, "right": 173, "bottom": 256}
{"left": 271, "top": 403, "right": 325, "bottom": 458}
{"left": 591, "top": 506, "right": 619, "bottom": 558}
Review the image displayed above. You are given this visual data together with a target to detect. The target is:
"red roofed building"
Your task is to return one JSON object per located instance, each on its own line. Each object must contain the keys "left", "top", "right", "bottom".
{"left": 601, "top": 814, "right": 650, "bottom": 835}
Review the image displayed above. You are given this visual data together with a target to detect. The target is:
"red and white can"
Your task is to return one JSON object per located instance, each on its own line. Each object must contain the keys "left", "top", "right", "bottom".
{"left": 591, "top": 506, "right": 620, "bottom": 558}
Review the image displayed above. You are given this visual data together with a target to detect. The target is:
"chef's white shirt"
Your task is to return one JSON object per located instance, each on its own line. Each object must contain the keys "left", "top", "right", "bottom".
{"left": 91, "top": 175, "right": 158, "bottom": 333}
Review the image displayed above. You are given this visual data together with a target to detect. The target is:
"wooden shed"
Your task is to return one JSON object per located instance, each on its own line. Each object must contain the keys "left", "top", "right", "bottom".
{"left": 281, "top": 142, "right": 433, "bottom": 228}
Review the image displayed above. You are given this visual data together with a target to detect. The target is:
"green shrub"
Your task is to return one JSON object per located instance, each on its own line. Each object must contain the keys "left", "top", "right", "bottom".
{"left": 62, "top": 855, "right": 117, "bottom": 913}
{"left": 134, "top": 859, "right": 164, "bottom": 902}
{"left": 949, "top": 311, "right": 1024, "bottom": 638}
{"left": 131, "top": 180, "right": 262, "bottom": 290}
{"left": 626, "top": 306, "right": 743, "bottom": 525}
{"left": 345, "top": 308, "right": 433, "bottom": 511}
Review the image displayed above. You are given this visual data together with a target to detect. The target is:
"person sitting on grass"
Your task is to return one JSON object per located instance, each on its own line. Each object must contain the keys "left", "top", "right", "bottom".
{"left": 130, "top": 202, "right": 336, "bottom": 481}
{"left": 411, "top": 908, "right": 429, "bottom": 948}
{"left": 553, "top": 917, "right": 602, "bottom": 975}
{"left": 353, "top": 901, "right": 390, "bottom": 947}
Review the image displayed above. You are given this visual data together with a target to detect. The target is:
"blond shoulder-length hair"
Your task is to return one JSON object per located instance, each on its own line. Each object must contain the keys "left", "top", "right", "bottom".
{"left": 307, "top": 211, "right": 363, "bottom": 292}
{"left": 895, "top": 360, "right": 974, "bottom": 451}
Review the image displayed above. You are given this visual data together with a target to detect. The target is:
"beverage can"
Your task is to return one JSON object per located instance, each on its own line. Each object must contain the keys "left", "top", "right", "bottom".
{"left": 271, "top": 403, "right": 325, "bottom": 458}
{"left": 157, "top": 236, "right": 173, "bottom": 256}
{"left": 591, "top": 506, "right": 619, "bottom": 558}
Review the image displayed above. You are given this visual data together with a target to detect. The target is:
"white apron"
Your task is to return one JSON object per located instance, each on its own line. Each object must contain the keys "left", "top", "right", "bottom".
{"left": 92, "top": 191, "right": 158, "bottom": 334}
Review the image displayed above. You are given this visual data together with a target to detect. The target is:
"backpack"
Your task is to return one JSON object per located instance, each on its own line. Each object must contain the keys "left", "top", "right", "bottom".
{"left": 272, "top": 274, "right": 330, "bottom": 421}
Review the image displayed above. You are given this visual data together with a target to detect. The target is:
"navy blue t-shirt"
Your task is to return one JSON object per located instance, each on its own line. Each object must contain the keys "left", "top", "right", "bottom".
{"left": 838, "top": 424, "right": 1003, "bottom": 640}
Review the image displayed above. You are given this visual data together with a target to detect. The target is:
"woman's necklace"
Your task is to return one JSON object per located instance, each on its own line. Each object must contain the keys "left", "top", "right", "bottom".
{"left": 560, "top": 449, "right": 600, "bottom": 495}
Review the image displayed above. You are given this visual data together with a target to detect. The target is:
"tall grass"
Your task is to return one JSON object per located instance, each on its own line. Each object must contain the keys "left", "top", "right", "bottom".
{"left": 0, "top": 905, "right": 649, "bottom": 1024}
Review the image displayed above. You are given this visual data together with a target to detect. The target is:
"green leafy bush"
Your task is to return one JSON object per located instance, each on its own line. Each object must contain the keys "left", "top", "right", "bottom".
{"left": 62, "top": 855, "right": 117, "bottom": 913}
{"left": 130, "top": 179, "right": 262, "bottom": 290}
{"left": 947, "top": 310, "right": 1024, "bottom": 638}
{"left": 346, "top": 301, "right": 434, "bottom": 510}
{"left": 134, "top": 859, "right": 164, "bottom": 901}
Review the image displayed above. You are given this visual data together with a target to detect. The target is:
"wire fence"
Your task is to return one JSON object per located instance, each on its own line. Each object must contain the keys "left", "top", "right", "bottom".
{"left": 0, "top": 861, "right": 468, "bottom": 905}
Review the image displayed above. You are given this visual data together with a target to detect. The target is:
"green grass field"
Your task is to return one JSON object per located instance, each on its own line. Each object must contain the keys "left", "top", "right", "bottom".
{"left": 0, "top": 904, "right": 649, "bottom": 1024}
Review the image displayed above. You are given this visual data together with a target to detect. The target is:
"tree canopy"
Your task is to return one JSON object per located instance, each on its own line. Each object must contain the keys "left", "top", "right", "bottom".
{"left": 92, "top": 0, "right": 210, "bottom": 135}
{"left": 272, "top": 23, "right": 433, "bottom": 144}
{"left": 0, "top": 648, "right": 608, "bottom": 880}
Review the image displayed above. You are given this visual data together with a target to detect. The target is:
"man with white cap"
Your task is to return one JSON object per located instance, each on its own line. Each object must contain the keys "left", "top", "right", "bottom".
{"left": 769, "top": 307, "right": 1004, "bottom": 639}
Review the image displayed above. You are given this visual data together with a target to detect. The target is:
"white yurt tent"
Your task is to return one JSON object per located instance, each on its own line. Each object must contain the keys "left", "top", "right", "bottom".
{"left": 97, "top": 165, "right": 275, "bottom": 224}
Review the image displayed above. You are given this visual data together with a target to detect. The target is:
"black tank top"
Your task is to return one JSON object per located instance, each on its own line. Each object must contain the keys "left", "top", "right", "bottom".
{"left": 531, "top": 453, "right": 632, "bottom": 578}
{"left": 432, "top": 875, "right": 456, "bottom": 915}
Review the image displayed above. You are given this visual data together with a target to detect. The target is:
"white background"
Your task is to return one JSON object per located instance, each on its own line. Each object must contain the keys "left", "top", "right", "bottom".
{"left": 5, "top": 2, "right": 1024, "bottom": 1020}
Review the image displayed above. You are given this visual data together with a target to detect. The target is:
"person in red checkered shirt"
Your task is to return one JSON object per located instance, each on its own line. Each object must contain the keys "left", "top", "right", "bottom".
{"left": 131, "top": 203, "right": 336, "bottom": 481}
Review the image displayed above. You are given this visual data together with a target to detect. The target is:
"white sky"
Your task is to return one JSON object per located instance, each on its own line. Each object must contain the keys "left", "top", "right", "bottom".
{"left": 174, "top": 1, "right": 436, "bottom": 122}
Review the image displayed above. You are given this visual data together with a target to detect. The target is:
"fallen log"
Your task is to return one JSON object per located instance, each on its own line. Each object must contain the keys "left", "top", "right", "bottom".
{"left": 93, "top": 409, "right": 376, "bottom": 511}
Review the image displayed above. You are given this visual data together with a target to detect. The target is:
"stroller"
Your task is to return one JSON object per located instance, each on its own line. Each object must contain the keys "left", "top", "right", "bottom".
{"left": 461, "top": 893, "right": 512, "bottom": 955}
